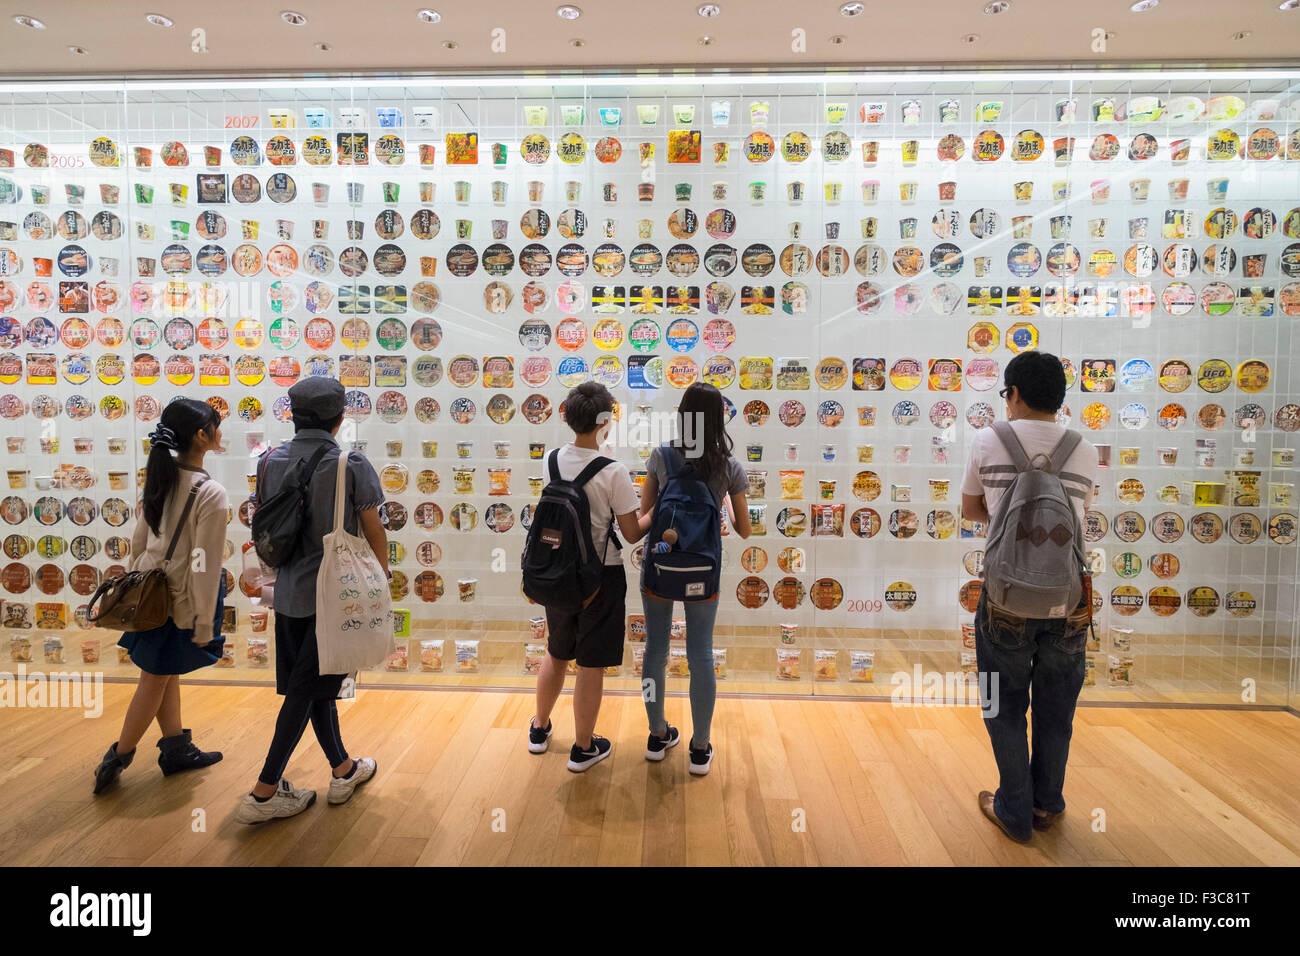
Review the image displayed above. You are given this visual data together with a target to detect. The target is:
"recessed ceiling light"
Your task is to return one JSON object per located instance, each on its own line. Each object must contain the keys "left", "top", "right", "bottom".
{"left": 983, "top": 1, "right": 1011, "bottom": 13}
{"left": 556, "top": 4, "right": 582, "bottom": 19}
{"left": 144, "top": 13, "right": 173, "bottom": 27}
{"left": 1129, "top": 0, "right": 1158, "bottom": 10}
{"left": 68, "top": 45, "right": 89, "bottom": 55}
{"left": 698, "top": 3, "right": 721, "bottom": 16}
{"left": 1281, "top": 0, "right": 1299, "bottom": 10}
{"left": 1231, "top": 29, "right": 1251, "bottom": 39}
{"left": 442, "top": 39, "right": 459, "bottom": 49}
{"left": 13, "top": 14, "right": 45, "bottom": 29}
{"left": 829, "top": 34, "right": 847, "bottom": 44}
{"left": 569, "top": 37, "right": 586, "bottom": 47}
{"left": 961, "top": 32, "right": 980, "bottom": 43}
{"left": 839, "top": 2, "right": 865, "bottom": 16}
{"left": 281, "top": 10, "right": 308, "bottom": 26}
{"left": 417, "top": 9, "right": 442, "bottom": 23}
{"left": 315, "top": 42, "right": 333, "bottom": 51}
{"left": 698, "top": 34, "right": 715, "bottom": 45}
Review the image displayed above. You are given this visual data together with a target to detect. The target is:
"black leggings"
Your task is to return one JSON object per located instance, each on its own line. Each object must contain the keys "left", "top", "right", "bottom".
{"left": 257, "top": 695, "right": 349, "bottom": 786}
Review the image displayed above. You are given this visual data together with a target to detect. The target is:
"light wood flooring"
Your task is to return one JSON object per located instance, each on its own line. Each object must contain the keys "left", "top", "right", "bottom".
{"left": 2, "top": 682, "right": 1298, "bottom": 866}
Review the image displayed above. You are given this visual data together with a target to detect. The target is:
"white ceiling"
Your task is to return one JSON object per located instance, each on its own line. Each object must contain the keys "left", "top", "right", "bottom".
{"left": 1, "top": 0, "right": 1299, "bottom": 76}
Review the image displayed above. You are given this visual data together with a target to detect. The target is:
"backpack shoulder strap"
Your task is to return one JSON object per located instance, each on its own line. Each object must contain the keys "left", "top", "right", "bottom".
{"left": 547, "top": 448, "right": 562, "bottom": 483}
{"left": 163, "top": 476, "right": 207, "bottom": 563}
{"left": 1045, "top": 430, "right": 1082, "bottom": 475}
{"left": 660, "top": 442, "right": 682, "bottom": 480}
{"left": 297, "top": 443, "right": 333, "bottom": 492}
{"left": 574, "top": 455, "right": 615, "bottom": 488}
{"left": 991, "top": 421, "right": 1032, "bottom": 473}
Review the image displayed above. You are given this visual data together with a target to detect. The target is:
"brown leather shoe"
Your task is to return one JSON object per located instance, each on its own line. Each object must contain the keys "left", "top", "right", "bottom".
{"left": 978, "top": 790, "right": 1032, "bottom": 844}
{"left": 1032, "top": 809, "right": 1061, "bottom": 831}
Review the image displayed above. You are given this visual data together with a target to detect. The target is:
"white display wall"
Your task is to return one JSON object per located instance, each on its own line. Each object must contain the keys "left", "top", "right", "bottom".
{"left": 1, "top": 70, "right": 1298, "bottom": 704}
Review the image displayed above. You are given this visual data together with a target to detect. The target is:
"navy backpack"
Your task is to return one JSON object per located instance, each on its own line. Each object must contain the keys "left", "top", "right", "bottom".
{"left": 642, "top": 444, "right": 722, "bottom": 601}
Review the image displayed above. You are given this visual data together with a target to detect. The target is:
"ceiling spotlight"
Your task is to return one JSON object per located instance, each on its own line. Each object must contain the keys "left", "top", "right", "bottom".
{"left": 315, "top": 42, "right": 333, "bottom": 51}
{"left": 68, "top": 45, "right": 89, "bottom": 55}
{"left": 442, "top": 39, "right": 459, "bottom": 49}
{"left": 12, "top": 14, "right": 45, "bottom": 29}
{"left": 569, "top": 37, "right": 586, "bottom": 47}
{"left": 698, "top": 3, "right": 721, "bottom": 16}
{"left": 961, "top": 32, "right": 980, "bottom": 43}
{"left": 556, "top": 5, "right": 582, "bottom": 19}
{"left": 1231, "top": 29, "right": 1251, "bottom": 39}
{"left": 1281, "top": 0, "right": 1300, "bottom": 10}
{"left": 145, "top": 13, "right": 173, "bottom": 27}
{"left": 698, "top": 34, "right": 716, "bottom": 45}
{"left": 983, "top": 1, "right": 1011, "bottom": 13}
{"left": 417, "top": 9, "right": 442, "bottom": 23}
{"left": 1129, "top": 0, "right": 1158, "bottom": 10}
{"left": 829, "top": 34, "right": 847, "bottom": 44}
{"left": 281, "top": 10, "right": 308, "bottom": 25}
{"left": 839, "top": 2, "right": 865, "bottom": 16}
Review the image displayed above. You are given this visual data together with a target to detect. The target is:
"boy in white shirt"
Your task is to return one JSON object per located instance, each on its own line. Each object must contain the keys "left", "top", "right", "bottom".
{"left": 528, "top": 383, "right": 650, "bottom": 771}
{"left": 961, "top": 350, "right": 1097, "bottom": 844}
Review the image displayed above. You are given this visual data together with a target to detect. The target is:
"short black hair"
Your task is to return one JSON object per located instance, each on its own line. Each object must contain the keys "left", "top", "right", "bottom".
{"left": 1003, "top": 350, "right": 1067, "bottom": 413}
{"left": 563, "top": 381, "right": 614, "bottom": 435}
{"left": 293, "top": 412, "right": 344, "bottom": 433}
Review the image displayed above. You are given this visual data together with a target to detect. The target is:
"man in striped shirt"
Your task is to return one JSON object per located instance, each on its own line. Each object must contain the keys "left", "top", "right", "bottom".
{"left": 961, "top": 350, "right": 1098, "bottom": 844}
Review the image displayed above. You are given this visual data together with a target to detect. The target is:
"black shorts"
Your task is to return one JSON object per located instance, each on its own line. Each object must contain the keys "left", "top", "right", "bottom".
{"left": 545, "top": 564, "right": 627, "bottom": 669}
{"left": 274, "top": 612, "right": 347, "bottom": 700}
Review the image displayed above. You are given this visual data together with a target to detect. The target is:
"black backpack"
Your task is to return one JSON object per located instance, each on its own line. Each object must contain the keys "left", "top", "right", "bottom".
{"left": 250, "top": 443, "right": 332, "bottom": 568}
{"left": 520, "top": 450, "right": 620, "bottom": 612}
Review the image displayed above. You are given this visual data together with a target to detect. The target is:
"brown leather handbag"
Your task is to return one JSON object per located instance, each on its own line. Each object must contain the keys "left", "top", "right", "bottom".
{"left": 87, "top": 479, "right": 206, "bottom": 632}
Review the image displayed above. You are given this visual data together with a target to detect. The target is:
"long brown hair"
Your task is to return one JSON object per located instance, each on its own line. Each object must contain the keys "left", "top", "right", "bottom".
{"left": 673, "top": 382, "right": 732, "bottom": 482}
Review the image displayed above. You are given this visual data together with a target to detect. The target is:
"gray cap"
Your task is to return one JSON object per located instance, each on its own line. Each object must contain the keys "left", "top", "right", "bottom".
{"left": 288, "top": 376, "right": 346, "bottom": 424}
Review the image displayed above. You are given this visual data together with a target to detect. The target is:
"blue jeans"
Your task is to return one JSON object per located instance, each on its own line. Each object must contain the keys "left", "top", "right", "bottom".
{"left": 974, "top": 594, "right": 1087, "bottom": 841}
{"left": 640, "top": 591, "right": 719, "bottom": 748}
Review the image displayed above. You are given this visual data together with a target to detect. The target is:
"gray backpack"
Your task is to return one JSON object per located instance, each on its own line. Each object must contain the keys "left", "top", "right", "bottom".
{"left": 981, "top": 422, "right": 1086, "bottom": 619}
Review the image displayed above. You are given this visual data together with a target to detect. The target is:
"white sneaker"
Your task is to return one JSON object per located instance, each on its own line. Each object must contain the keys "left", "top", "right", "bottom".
{"left": 235, "top": 778, "right": 316, "bottom": 825}
{"left": 327, "top": 757, "right": 377, "bottom": 805}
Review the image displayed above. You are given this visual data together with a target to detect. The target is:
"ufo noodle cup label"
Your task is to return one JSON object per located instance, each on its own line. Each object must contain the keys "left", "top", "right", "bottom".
{"left": 1197, "top": 359, "right": 1232, "bottom": 393}
{"left": 888, "top": 358, "right": 922, "bottom": 391}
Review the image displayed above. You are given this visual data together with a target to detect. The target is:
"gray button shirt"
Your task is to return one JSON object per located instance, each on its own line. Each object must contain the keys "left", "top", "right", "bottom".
{"left": 256, "top": 429, "right": 385, "bottom": 618}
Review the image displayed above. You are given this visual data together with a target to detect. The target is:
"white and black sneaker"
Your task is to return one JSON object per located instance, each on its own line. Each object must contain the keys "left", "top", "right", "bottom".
{"left": 567, "top": 734, "right": 612, "bottom": 773}
{"left": 645, "top": 725, "right": 680, "bottom": 762}
{"left": 234, "top": 778, "right": 317, "bottom": 825}
{"left": 528, "top": 718, "right": 553, "bottom": 754}
{"left": 688, "top": 742, "right": 714, "bottom": 776}
{"left": 327, "top": 757, "right": 377, "bottom": 805}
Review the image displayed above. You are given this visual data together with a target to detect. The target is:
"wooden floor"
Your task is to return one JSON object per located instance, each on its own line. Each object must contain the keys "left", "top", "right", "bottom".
{"left": 3, "top": 682, "right": 1299, "bottom": 866}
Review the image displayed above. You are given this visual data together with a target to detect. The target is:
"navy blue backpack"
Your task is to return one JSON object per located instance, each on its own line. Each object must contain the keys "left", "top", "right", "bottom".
{"left": 642, "top": 443, "right": 722, "bottom": 601}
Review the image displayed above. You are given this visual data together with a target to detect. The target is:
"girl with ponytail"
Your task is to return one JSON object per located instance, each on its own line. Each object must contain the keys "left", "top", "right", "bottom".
{"left": 94, "top": 398, "right": 232, "bottom": 794}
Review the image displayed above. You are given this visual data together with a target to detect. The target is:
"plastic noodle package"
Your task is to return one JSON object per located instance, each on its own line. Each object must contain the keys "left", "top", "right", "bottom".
{"left": 455, "top": 639, "right": 479, "bottom": 673}
{"left": 849, "top": 650, "right": 875, "bottom": 682}
{"left": 420, "top": 639, "right": 445, "bottom": 673}
{"left": 776, "top": 647, "right": 801, "bottom": 680}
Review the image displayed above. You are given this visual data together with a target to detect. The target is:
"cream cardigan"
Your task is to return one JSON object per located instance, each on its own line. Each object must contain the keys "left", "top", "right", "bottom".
{"left": 129, "top": 466, "right": 230, "bottom": 641}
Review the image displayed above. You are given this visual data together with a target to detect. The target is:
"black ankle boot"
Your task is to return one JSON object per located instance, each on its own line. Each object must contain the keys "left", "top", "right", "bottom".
{"left": 92, "top": 742, "right": 135, "bottom": 795}
{"left": 157, "top": 729, "right": 223, "bottom": 777}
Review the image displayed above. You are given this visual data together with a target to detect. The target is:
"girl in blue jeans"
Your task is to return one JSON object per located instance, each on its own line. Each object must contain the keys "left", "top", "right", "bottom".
{"left": 637, "top": 383, "right": 750, "bottom": 775}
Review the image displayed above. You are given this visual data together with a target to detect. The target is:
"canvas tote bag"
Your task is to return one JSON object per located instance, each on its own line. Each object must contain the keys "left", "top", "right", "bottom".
{"left": 315, "top": 452, "right": 392, "bottom": 675}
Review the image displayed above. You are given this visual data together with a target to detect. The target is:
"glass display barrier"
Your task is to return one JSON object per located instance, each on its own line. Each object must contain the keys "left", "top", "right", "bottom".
{"left": 1, "top": 70, "right": 1297, "bottom": 706}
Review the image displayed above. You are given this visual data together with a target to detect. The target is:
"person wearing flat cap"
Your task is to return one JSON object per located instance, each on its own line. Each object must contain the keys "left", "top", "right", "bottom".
{"left": 236, "top": 376, "right": 386, "bottom": 825}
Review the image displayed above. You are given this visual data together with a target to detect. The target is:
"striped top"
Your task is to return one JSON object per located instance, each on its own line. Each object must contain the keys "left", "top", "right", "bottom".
{"left": 961, "top": 420, "right": 1098, "bottom": 526}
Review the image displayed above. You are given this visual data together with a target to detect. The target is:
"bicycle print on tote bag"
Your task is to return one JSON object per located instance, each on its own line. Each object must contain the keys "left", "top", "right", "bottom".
{"left": 315, "top": 452, "right": 392, "bottom": 675}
